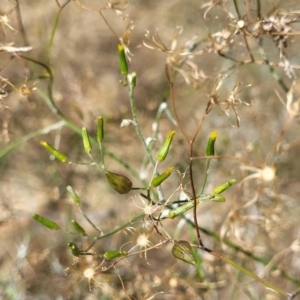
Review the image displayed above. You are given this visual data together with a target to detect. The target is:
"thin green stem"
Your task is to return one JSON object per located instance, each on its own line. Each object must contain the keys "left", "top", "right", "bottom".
{"left": 233, "top": 0, "right": 241, "bottom": 19}
{"left": 189, "top": 147, "right": 203, "bottom": 247}
{"left": 256, "top": 0, "right": 261, "bottom": 19}
{"left": 189, "top": 109, "right": 209, "bottom": 247}
{"left": 95, "top": 213, "right": 144, "bottom": 240}
{"left": 185, "top": 219, "right": 300, "bottom": 286}
{"left": 200, "top": 160, "right": 211, "bottom": 195}
{"left": 257, "top": 38, "right": 289, "bottom": 93}
{"left": 98, "top": 141, "right": 106, "bottom": 170}
{"left": 141, "top": 103, "right": 169, "bottom": 174}
{"left": 166, "top": 66, "right": 190, "bottom": 143}
{"left": 46, "top": 0, "right": 71, "bottom": 64}
{"left": 202, "top": 247, "right": 288, "bottom": 297}
{"left": 0, "top": 121, "right": 65, "bottom": 158}
{"left": 127, "top": 74, "right": 164, "bottom": 200}
{"left": 127, "top": 74, "right": 155, "bottom": 167}
{"left": 15, "top": 0, "right": 29, "bottom": 46}
{"left": 78, "top": 206, "right": 103, "bottom": 235}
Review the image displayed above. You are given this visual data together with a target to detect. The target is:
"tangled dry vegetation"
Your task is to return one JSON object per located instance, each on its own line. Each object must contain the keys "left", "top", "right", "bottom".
{"left": 1, "top": 0, "right": 300, "bottom": 299}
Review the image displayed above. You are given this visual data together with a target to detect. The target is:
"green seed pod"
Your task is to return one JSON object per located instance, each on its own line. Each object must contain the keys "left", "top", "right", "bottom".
{"left": 82, "top": 127, "right": 92, "bottom": 155}
{"left": 211, "top": 196, "right": 226, "bottom": 202}
{"left": 199, "top": 194, "right": 215, "bottom": 201}
{"left": 71, "top": 220, "right": 87, "bottom": 236}
{"left": 205, "top": 131, "right": 218, "bottom": 156}
{"left": 105, "top": 171, "right": 132, "bottom": 194}
{"left": 97, "top": 116, "right": 104, "bottom": 143}
{"left": 157, "top": 131, "right": 176, "bottom": 162}
{"left": 68, "top": 242, "right": 82, "bottom": 257}
{"left": 118, "top": 44, "right": 128, "bottom": 76}
{"left": 33, "top": 214, "right": 60, "bottom": 230}
{"left": 66, "top": 185, "right": 81, "bottom": 205}
{"left": 168, "top": 198, "right": 200, "bottom": 219}
{"left": 172, "top": 240, "right": 196, "bottom": 265}
{"left": 40, "top": 141, "right": 68, "bottom": 163}
{"left": 151, "top": 166, "right": 174, "bottom": 187}
{"left": 104, "top": 250, "right": 127, "bottom": 260}
{"left": 213, "top": 179, "right": 237, "bottom": 195}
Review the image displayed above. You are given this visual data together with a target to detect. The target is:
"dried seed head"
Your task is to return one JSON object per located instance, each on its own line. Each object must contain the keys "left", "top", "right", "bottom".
{"left": 65, "top": 258, "right": 104, "bottom": 292}
{"left": 261, "top": 166, "right": 276, "bottom": 183}
{"left": 136, "top": 232, "right": 152, "bottom": 250}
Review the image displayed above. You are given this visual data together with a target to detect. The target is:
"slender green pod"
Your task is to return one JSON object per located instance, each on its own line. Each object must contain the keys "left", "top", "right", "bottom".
{"left": 104, "top": 250, "right": 127, "bottom": 260}
{"left": 213, "top": 179, "right": 237, "bottom": 195}
{"left": 168, "top": 198, "right": 200, "bottom": 219}
{"left": 82, "top": 127, "right": 92, "bottom": 155}
{"left": 211, "top": 196, "right": 226, "bottom": 202}
{"left": 97, "top": 116, "right": 104, "bottom": 143}
{"left": 157, "top": 131, "right": 176, "bottom": 162}
{"left": 118, "top": 44, "right": 128, "bottom": 76}
{"left": 151, "top": 166, "right": 174, "bottom": 187}
{"left": 40, "top": 141, "right": 68, "bottom": 163}
{"left": 71, "top": 220, "right": 87, "bottom": 236}
{"left": 33, "top": 214, "right": 60, "bottom": 230}
{"left": 205, "top": 131, "right": 218, "bottom": 156}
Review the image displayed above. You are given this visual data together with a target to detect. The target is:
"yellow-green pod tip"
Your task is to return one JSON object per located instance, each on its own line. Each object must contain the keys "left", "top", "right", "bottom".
{"left": 205, "top": 131, "right": 218, "bottom": 157}
{"left": 210, "top": 131, "right": 218, "bottom": 140}
{"left": 118, "top": 44, "right": 128, "bottom": 76}
{"left": 151, "top": 166, "right": 174, "bottom": 187}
